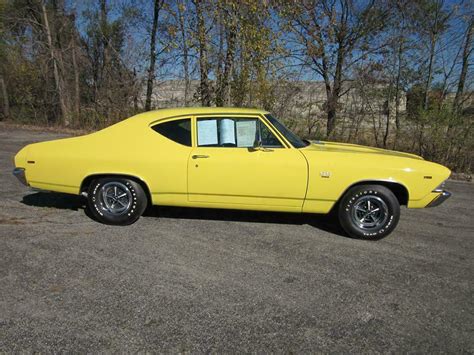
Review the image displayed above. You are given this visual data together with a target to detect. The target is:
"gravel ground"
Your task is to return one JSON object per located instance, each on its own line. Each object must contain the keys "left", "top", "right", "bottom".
{"left": 0, "top": 125, "right": 473, "bottom": 352}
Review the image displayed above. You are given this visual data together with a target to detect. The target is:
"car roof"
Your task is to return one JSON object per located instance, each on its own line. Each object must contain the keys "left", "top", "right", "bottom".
{"left": 126, "top": 107, "right": 270, "bottom": 125}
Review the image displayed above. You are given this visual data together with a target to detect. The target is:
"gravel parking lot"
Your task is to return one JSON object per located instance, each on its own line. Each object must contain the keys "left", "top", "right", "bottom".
{"left": 0, "top": 125, "right": 473, "bottom": 352}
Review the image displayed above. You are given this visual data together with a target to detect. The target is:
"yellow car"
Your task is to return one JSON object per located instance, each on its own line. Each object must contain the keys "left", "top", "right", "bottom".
{"left": 13, "top": 107, "right": 451, "bottom": 239}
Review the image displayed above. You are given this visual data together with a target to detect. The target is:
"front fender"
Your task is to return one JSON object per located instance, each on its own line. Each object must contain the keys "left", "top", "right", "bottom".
{"left": 301, "top": 149, "right": 450, "bottom": 213}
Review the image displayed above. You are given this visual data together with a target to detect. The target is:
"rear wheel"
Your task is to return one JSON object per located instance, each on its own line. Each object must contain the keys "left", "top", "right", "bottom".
{"left": 338, "top": 184, "right": 400, "bottom": 240}
{"left": 87, "top": 177, "right": 147, "bottom": 225}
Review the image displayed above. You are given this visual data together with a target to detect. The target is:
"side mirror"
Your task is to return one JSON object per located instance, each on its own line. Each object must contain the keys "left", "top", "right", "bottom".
{"left": 253, "top": 139, "right": 262, "bottom": 149}
{"left": 251, "top": 139, "right": 273, "bottom": 152}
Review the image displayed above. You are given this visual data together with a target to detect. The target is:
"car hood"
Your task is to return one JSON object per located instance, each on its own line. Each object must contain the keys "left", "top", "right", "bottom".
{"left": 302, "top": 140, "right": 424, "bottom": 160}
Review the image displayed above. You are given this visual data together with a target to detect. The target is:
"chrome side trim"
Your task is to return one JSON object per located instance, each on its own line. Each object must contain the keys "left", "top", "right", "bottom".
{"left": 13, "top": 168, "right": 28, "bottom": 186}
{"left": 427, "top": 191, "right": 451, "bottom": 208}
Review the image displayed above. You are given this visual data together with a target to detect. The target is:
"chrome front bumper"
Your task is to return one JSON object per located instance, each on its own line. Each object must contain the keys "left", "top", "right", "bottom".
{"left": 427, "top": 190, "right": 451, "bottom": 208}
{"left": 13, "top": 168, "right": 28, "bottom": 186}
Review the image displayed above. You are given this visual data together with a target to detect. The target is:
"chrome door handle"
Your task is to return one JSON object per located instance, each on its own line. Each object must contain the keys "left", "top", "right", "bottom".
{"left": 192, "top": 154, "right": 210, "bottom": 159}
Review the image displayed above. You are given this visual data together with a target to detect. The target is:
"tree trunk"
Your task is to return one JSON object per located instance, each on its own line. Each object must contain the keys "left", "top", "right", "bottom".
{"left": 52, "top": 0, "right": 70, "bottom": 121}
{"left": 392, "top": 40, "right": 403, "bottom": 149}
{"left": 216, "top": 12, "right": 236, "bottom": 107}
{"left": 41, "top": 2, "right": 69, "bottom": 125}
{"left": 453, "top": 18, "right": 473, "bottom": 113}
{"left": 383, "top": 99, "right": 390, "bottom": 148}
{"left": 71, "top": 39, "right": 81, "bottom": 121}
{"left": 424, "top": 33, "right": 437, "bottom": 110}
{"left": 133, "top": 68, "right": 139, "bottom": 112}
{"left": 182, "top": 42, "right": 190, "bottom": 106}
{"left": 145, "top": 0, "right": 162, "bottom": 111}
{"left": 0, "top": 76, "right": 9, "bottom": 121}
{"left": 216, "top": 17, "right": 224, "bottom": 103}
{"left": 326, "top": 100, "right": 337, "bottom": 137}
{"left": 394, "top": 40, "right": 403, "bottom": 131}
{"left": 221, "top": 29, "right": 236, "bottom": 106}
{"left": 69, "top": 5, "right": 81, "bottom": 120}
{"left": 177, "top": 0, "right": 190, "bottom": 105}
{"left": 326, "top": 45, "right": 344, "bottom": 137}
{"left": 99, "top": 0, "right": 109, "bottom": 118}
{"left": 195, "top": 0, "right": 211, "bottom": 106}
{"left": 100, "top": 0, "right": 108, "bottom": 71}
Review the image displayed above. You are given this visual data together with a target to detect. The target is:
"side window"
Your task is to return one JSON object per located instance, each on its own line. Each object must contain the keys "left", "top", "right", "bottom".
{"left": 196, "top": 117, "right": 283, "bottom": 148}
{"left": 152, "top": 118, "right": 191, "bottom": 147}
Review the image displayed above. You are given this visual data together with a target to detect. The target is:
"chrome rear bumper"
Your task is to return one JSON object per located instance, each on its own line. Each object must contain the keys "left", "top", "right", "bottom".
{"left": 13, "top": 168, "right": 28, "bottom": 186}
{"left": 427, "top": 190, "right": 451, "bottom": 208}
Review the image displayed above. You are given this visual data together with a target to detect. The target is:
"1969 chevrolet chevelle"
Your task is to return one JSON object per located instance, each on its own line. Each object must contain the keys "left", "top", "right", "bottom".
{"left": 13, "top": 107, "right": 451, "bottom": 239}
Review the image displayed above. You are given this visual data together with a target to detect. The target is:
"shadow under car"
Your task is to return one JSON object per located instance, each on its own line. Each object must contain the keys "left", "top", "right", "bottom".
{"left": 21, "top": 191, "right": 347, "bottom": 237}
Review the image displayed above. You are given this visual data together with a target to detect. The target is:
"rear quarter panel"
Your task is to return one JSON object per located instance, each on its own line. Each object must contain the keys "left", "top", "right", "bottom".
{"left": 20, "top": 120, "right": 191, "bottom": 203}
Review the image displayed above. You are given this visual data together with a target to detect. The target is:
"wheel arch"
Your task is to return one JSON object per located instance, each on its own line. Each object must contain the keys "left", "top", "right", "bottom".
{"left": 80, "top": 173, "right": 152, "bottom": 206}
{"left": 338, "top": 180, "right": 409, "bottom": 206}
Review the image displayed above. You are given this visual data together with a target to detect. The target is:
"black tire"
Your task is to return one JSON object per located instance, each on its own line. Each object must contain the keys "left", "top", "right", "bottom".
{"left": 338, "top": 184, "right": 400, "bottom": 240}
{"left": 87, "top": 177, "right": 147, "bottom": 225}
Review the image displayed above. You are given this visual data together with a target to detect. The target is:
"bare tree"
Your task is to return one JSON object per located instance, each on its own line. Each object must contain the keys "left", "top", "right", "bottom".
{"left": 194, "top": 0, "right": 211, "bottom": 106}
{"left": 410, "top": 0, "right": 452, "bottom": 110}
{"left": 176, "top": 0, "right": 191, "bottom": 105}
{"left": 394, "top": 40, "right": 404, "bottom": 126}
{"left": 41, "top": 1, "right": 69, "bottom": 125}
{"left": 453, "top": 16, "right": 473, "bottom": 112}
{"left": 71, "top": 37, "right": 81, "bottom": 119}
{"left": 281, "top": 0, "right": 389, "bottom": 137}
{"left": 145, "top": 0, "right": 164, "bottom": 111}
{"left": 0, "top": 75, "right": 9, "bottom": 120}
{"left": 215, "top": 2, "right": 237, "bottom": 106}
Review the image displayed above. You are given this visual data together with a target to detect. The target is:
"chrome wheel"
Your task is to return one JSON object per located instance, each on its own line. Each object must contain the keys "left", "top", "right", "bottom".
{"left": 351, "top": 195, "right": 389, "bottom": 230}
{"left": 99, "top": 182, "right": 132, "bottom": 215}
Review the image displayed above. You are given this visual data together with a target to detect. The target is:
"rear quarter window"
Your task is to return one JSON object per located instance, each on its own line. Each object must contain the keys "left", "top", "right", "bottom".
{"left": 151, "top": 118, "right": 191, "bottom": 147}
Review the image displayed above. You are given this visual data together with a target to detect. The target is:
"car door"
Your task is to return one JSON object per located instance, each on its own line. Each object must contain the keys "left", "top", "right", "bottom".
{"left": 187, "top": 115, "right": 308, "bottom": 209}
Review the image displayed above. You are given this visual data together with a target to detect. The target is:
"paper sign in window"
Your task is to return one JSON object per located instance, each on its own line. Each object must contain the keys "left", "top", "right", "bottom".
{"left": 236, "top": 120, "right": 257, "bottom": 147}
{"left": 219, "top": 119, "right": 236, "bottom": 145}
{"left": 197, "top": 119, "right": 218, "bottom": 146}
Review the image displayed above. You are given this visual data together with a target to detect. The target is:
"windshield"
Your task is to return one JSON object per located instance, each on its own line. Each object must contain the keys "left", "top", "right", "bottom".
{"left": 264, "top": 114, "right": 309, "bottom": 148}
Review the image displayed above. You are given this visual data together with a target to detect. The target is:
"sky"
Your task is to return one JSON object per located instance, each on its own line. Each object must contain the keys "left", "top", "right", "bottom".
{"left": 64, "top": 0, "right": 473, "bottom": 90}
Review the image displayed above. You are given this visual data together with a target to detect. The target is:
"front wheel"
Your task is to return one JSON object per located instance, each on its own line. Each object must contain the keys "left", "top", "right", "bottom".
{"left": 87, "top": 177, "right": 147, "bottom": 225}
{"left": 338, "top": 184, "right": 400, "bottom": 240}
